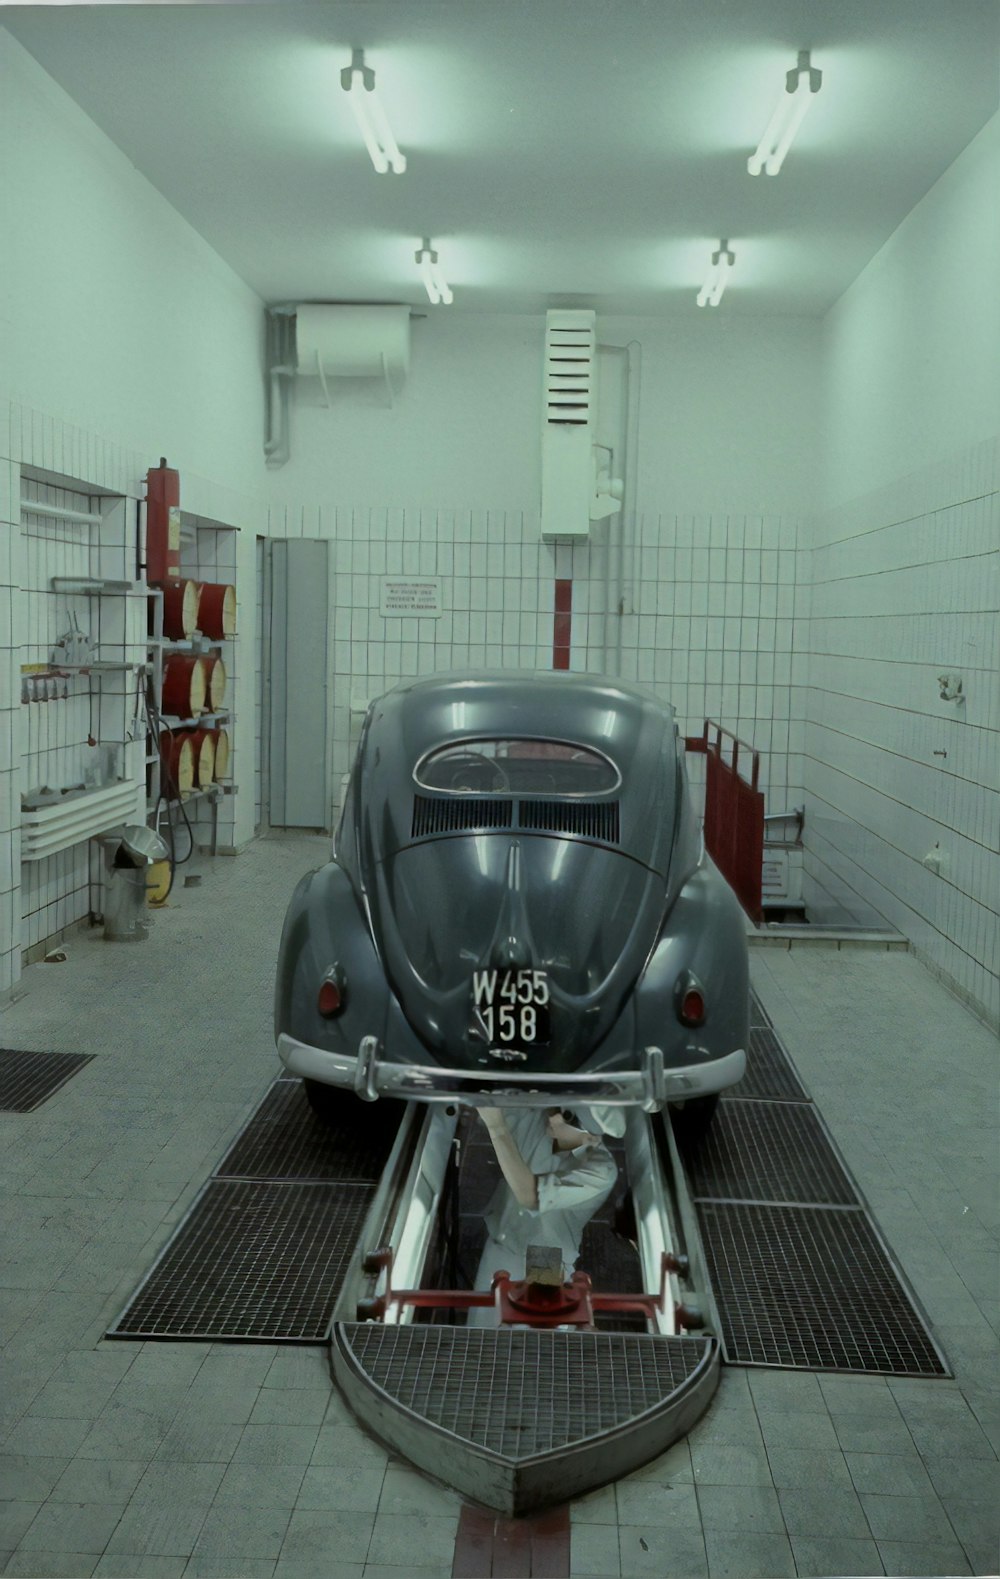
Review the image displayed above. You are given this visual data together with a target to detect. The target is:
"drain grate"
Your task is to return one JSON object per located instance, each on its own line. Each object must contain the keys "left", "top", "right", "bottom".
{"left": 0, "top": 1047, "right": 94, "bottom": 1112}
{"left": 108, "top": 1179, "right": 374, "bottom": 1341}
{"left": 749, "top": 990, "right": 772, "bottom": 1028}
{"left": 687, "top": 1100, "right": 858, "bottom": 1207}
{"left": 342, "top": 1324, "right": 710, "bottom": 1456}
{"left": 734, "top": 1026, "right": 810, "bottom": 1102}
{"left": 697, "top": 1200, "right": 948, "bottom": 1375}
{"left": 217, "top": 1079, "right": 401, "bottom": 1182}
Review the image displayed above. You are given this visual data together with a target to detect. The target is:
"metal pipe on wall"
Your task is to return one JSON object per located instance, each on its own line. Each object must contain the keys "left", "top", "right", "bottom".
{"left": 597, "top": 340, "right": 642, "bottom": 677}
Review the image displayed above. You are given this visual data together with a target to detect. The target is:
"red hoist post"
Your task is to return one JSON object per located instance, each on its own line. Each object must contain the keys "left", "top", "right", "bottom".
{"left": 145, "top": 458, "right": 182, "bottom": 586}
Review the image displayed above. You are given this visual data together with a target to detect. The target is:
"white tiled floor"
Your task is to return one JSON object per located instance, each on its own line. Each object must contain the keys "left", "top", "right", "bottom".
{"left": 0, "top": 833, "right": 996, "bottom": 1578}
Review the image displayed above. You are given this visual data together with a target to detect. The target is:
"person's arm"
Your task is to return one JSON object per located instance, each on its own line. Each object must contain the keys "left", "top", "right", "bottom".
{"left": 477, "top": 1108, "right": 538, "bottom": 1209}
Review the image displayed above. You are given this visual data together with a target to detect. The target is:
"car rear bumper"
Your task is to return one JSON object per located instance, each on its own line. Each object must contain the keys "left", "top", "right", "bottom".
{"left": 276, "top": 1032, "right": 746, "bottom": 1108}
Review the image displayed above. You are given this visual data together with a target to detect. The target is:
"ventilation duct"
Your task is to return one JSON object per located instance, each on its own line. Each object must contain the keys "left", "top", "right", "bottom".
{"left": 540, "top": 311, "right": 622, "bottom": 540}
{"left": 409, "top": 796, "right": 620, "bottom": 845}
{"left": 411, "top": 796, "right": 515, "bottom": 837}
{"left": 541, "top": 310, "right": 596, "bottom": 541}
{"left": 264, "top": 305, "right": 411, "bottom": 468}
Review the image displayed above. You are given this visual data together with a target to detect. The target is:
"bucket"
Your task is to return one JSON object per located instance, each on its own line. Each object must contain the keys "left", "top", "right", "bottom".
{"left": 161, "top": 579, "right": 199, "bottom": 640}
{"left": 198, "top": 582, "right": 236, "bottom": 639}
{"left": 162, "top": 654, "right": 207, "bottom": 718}
{"left": 212, "top": 727, "right": 230, "bottom": 780}
{"left": 202, "top": 655, "right": 227, "bottom": 711}
{"left": 159, "top": 730, "right": 194, "bottom": 798}
{"left": 187, "top": 727, "right": 217, "bottom": 787}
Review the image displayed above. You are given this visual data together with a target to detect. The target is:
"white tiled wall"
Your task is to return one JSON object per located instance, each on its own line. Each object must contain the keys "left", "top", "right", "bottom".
{"left": 255, "top": 535, "right": 266, "bottom": 829}
{"left": 0, "top": 455, "right": 19, "bottom": 1000}
{"left": 0, "top": 400, "right": 149, "bottom": 998}
{"left": 17, "top": 474, "right": 146, "bottom": 955}
{"left": 0, "top": 398, "right": 262, "bottom": 998}
{"left": 802, "top": 435, "right": 1000, "bottom": 1027}
{"left": 265, "top": 503, "right": 804, "bottom": 825}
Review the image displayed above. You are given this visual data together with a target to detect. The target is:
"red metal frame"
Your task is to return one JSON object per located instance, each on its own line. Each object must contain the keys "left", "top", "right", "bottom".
{"left": 685, "top": 720, "right": 764, "bottom": 924}
{"left": 358, "top": 1247, "right": 704, "bottom": 1331}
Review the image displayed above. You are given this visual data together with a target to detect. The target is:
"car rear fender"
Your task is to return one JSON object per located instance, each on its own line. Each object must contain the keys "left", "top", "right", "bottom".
{"left": 632, "top": 860, "right": 750, "bottom": 1061}
{"left": 273, "top": 860, "right": 389, "bottom": 1049}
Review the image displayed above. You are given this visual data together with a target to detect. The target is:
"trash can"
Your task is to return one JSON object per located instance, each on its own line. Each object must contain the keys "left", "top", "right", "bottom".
{"left": 100, "top": 824, "right": 169, "bottom": 942}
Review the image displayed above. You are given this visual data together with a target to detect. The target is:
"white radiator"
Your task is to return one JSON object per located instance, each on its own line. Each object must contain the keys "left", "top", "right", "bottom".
{"left": 21, "top": 781, "right": 143, "bottom": 862}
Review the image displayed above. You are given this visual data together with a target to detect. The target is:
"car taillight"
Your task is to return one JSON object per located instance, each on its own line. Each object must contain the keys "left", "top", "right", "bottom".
{"left": 680, "top": 988, "right": 705, "bottom": 1025}
{"left": 318, "top": 970, "right": 346, "bottom": 1017}
{"left": 675, "top": 972, "right": 707, "bottom": 1027}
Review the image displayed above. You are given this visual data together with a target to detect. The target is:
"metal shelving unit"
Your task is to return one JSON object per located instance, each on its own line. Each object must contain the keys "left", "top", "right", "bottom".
{"left": 145, "top": 563, "right": 237, "bottom": 862}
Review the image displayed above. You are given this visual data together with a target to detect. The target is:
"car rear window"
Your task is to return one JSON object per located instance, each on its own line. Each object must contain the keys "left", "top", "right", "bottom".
{"left": 415, "top": 739, "right": 620, "bottom": 796}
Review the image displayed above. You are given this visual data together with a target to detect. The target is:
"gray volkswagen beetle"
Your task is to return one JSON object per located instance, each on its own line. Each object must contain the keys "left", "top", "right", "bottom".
{"left": 275, "top": 670, "right": 748, "bottom": 1134}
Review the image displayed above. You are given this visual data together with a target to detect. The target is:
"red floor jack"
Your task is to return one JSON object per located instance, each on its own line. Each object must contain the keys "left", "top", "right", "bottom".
{"left": 357, "top": 1243, "right": 706, "bottom": 1331}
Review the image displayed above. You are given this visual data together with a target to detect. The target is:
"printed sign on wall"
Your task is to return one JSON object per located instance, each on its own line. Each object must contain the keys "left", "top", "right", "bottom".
{"left": 379, "top": 578, "right": 442, "bottom": 617}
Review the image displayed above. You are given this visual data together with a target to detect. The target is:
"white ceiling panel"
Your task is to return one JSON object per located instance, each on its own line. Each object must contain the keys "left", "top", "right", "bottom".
{"left": 3, "top": 0, "right": 997, "bottom": 314}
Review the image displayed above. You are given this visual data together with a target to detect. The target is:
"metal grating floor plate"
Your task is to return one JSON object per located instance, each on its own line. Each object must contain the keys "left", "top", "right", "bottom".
{"left": 216, "top": 1078, "right": 401, "bottom": 1182}
{"left": 749, "top": 990, "right": 772, "bottom": 1028}
{"left": 687, "top": 1099, "right": 859, "bottom": 1206}
{"left": 696, "top": 1200, "right": 948, "bottom": 1375}
{"left": 342, "top": 1324, "right": 710, "bottom": 1457}
{"left": 0, "top": 1047, "right": 94, "bottom": 1112}
{"left": 108, "top": 1179, "right": 374, "bottom": 1341}
{"left": 735, "top": 1026, "right": 810, "bottom": 1102}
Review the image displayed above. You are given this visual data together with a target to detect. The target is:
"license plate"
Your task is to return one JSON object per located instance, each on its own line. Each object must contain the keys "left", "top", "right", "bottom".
{"left": 471, "top": 967, "right": 551, "bottom": 1046}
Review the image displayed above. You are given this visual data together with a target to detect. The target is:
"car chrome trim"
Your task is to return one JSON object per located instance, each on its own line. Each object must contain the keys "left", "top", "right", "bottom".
{"left": 413, "top": 735, "right": 623, "bottom": 797}
{"left": 277, "top": 1033, "right": 745, "bottom": 1109}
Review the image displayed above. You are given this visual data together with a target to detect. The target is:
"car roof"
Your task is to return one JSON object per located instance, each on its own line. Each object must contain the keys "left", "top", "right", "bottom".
{"left": 346, "top": 671, "right": 681, "bottom": 876}
{"left": 365, "top": 670, "right": 676, "bottom": 766}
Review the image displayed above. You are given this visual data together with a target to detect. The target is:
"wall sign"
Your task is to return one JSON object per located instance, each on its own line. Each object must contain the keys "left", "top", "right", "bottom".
{"left": 379, "top": 577, "right": 442, "bottom": 617}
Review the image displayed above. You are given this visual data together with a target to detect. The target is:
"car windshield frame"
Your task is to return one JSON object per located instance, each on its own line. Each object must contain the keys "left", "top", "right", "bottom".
{"left": 413, "top": 736, "right": 622, "bottom": 798}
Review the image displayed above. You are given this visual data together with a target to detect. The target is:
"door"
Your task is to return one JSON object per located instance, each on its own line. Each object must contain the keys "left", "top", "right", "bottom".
{"left": 267, "top": 539, "right": 330, "bottom": 828}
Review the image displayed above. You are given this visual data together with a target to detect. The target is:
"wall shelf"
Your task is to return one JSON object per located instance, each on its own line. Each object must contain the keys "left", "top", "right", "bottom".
{"left": 160, "top": 710, "right": 231, "bottom": 729}
{"left": 149, "top": 636, "right": 234, "bottom": 652}
{"left": 51, "top": 577, "right": 139, "bottom": 595}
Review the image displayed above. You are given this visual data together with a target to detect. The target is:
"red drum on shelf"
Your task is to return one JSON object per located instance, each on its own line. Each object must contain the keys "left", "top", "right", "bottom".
{"left": 161, "top": 579, "right": 199, "bottom": 640}
{"left": 202, "top": 655, "right": 227, "bottom": 711}
{"left": 198, "top": 582, "right": 236, "bottom": 639}
{"left": 187, "top": 727, "right": 217, "bottom": 787}
{"left": 159, "top": 731, "right": 194, "bottom": 798}
{"left": 162, "top": 654, "right": 207, "bottom": 718}
{"left": 212, "top": 728, "right": 230, "bottom": 780}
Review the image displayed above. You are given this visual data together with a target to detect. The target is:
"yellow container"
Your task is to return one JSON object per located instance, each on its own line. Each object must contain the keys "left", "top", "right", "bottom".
{"left": 146, "top": 859, "right": 171, "bottom": 906}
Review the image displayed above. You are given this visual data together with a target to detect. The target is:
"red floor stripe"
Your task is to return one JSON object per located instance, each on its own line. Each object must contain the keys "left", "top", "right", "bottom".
{"left": 529, "top": 1505, "right": 572, "bottom": 1577}
{"left": 453, "top": 1503, "right": 571, "bottom": 1577}
{"left": 453, "top": 1505, "right": 496, "bottom": 1576}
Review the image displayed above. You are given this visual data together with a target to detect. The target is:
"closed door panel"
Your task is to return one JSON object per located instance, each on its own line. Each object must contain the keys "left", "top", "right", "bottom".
{"left": 268, "top": 539, "right": 330, "bottom": 828}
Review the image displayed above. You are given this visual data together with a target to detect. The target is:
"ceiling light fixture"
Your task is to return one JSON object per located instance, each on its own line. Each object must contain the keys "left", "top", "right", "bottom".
{"left": 340, "top": 47, "right": 406, "bottom": 174}
{"left": 696, "top": 241, "right": 735, "bottom": 307}
{"left": 748, "top": 50, "right": 822, "bottom": 176}
{"left": 416, "top": 240, "right": 453, "bottom": 305}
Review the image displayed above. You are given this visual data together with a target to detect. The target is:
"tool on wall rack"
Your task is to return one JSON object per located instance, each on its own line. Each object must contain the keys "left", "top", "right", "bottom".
{"left": 50, "top": 611, "right": 94, "bottom": 670}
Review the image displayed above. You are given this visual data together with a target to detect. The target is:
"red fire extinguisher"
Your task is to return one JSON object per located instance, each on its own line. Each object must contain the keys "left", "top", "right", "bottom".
{"left": 145, "top": 458, "right": 181, "bottom": 585}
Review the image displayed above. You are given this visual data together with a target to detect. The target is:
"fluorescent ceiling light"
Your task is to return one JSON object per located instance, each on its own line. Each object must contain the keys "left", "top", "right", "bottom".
{"left": 340, "top": 48, "right": 406, "bottom": 174}
{"left": 416, "top": 240, "right": 453, "bottom": 305}
{"left": 748, "top": 50, "right": 822, "bottom": 176}
{"left": 696, "top": 241, "right": 735, "bottom": 307}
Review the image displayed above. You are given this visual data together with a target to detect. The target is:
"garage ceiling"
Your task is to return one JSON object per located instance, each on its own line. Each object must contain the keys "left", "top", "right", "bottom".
{"left": 3, "top": 0, "right": 997, "bottom": 316}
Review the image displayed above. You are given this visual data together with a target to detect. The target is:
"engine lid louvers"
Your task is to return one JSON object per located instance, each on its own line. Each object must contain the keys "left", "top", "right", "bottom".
{"left": 410, "top": 796, "right": 620, "bottom": 845}
{"left": 411, "top": 795, "right": 514, "bottom": 838}
{"left": 518, "top": 800, "right": 620, "bottom": 843}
